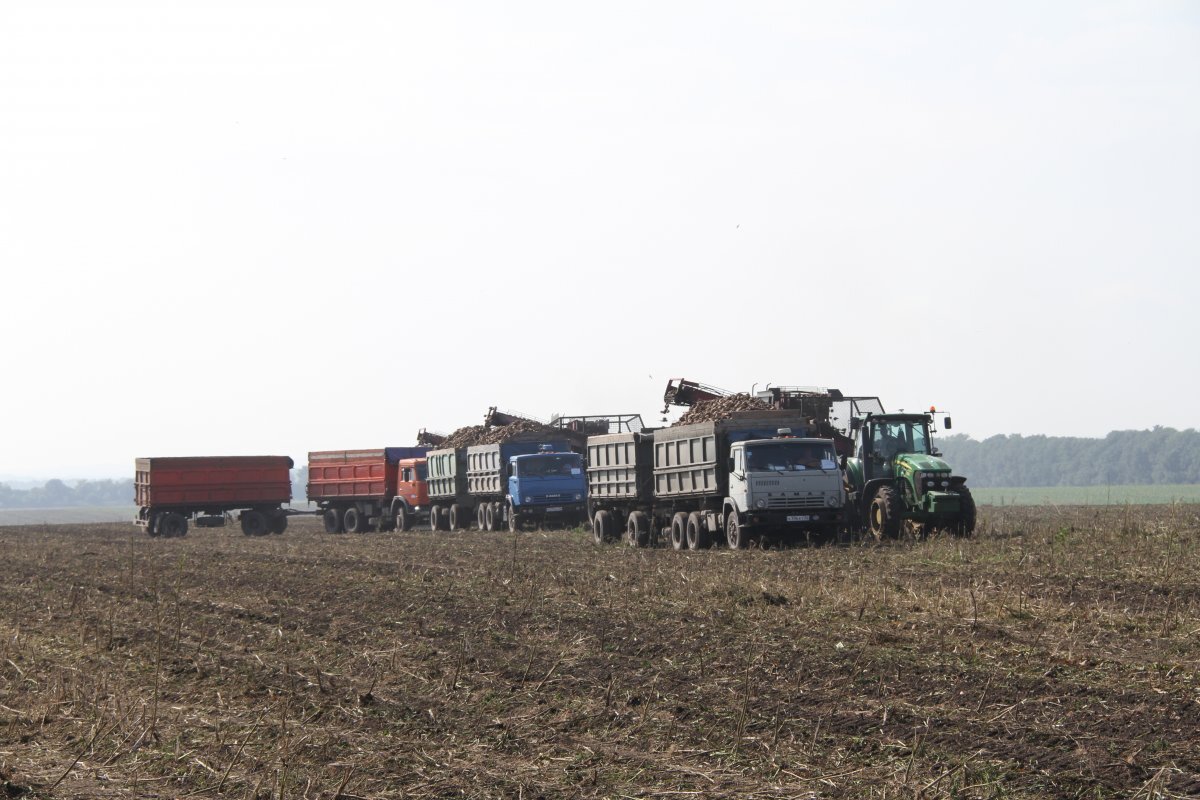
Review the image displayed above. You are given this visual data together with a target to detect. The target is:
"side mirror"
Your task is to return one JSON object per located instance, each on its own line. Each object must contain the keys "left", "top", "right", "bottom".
{"left": 943, "top": 417, "right": 952, "bottom": 430}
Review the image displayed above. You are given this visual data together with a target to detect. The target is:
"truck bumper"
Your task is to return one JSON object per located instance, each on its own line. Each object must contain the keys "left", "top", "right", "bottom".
{"left": 745, "top": 508, "right": 844, "bottom": 529}
{"left": 516, "top": 503, "right": 586, "bottom": 522}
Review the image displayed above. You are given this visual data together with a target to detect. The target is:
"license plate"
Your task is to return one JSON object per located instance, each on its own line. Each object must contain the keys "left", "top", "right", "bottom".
{"left": 787, "top": 514, "right": 811, "bottom": 522}
{"left": 546, "top": 506, "right": 563, "bottom": 512}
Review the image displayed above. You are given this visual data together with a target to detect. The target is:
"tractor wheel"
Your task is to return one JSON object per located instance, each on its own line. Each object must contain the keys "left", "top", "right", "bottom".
{"left": 669, "top": 512, "right": 688, "bottom": 551}
{"left": 726, "top": 510, "right": 746, "bottom": 550}
{"left": 323, "top": 508, "right": 344, "bottom": 534}
{"left": 241, "top": 511, "right": 269, "bottom": 537}
{"left": 159, "top": 512, "right": 188, "bottom": 538}
{"left": 269, "top": 512, "right": 288, "bottom": 535}
{"left": 868, "top": 486, "right": 903, "bottom": 540}
{"left": 449, "top": 504, "right": 464, "bottom": 531}
{"left": 592, "top": 510, "right": 614, "bottom": 544}
{"left": 626, "top": 511, "right": 650, "bottom": 547}
{"left": 685, "top": 511, "right": 709, "bottom": 550}
{"left": 954, "top": 488, "right": 977, "bottom": 537}
{"left": 343, "top": 507, "right": 368, "bottom": 534}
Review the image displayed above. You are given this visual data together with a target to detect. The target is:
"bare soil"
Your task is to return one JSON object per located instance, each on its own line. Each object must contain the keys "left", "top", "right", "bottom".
{"left": 1, "top": 505, "right": 1198, "bottom": 798}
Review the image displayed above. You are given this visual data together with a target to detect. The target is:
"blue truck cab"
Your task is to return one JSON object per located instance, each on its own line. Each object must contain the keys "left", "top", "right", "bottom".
{"left": 506, "top": 446, "right": 587, "bottom": 530}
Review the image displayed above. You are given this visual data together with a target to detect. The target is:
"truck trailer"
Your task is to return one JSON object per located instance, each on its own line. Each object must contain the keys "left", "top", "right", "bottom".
{"left": 134, "top": 455, "right": 294, "bottom": 537}
{"left": 427, "top": 439, "right": 585, "bottom": 531}
{"left": 307, "top": 447, "right": 430, "bottom": 533}
{"left": 587, "top": 410, "right": 848, "bottom": 549}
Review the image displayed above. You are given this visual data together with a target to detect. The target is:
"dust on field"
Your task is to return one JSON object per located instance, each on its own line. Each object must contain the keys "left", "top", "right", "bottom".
{"left": 0, "top": 505, "right": 1198, "bottom": 798}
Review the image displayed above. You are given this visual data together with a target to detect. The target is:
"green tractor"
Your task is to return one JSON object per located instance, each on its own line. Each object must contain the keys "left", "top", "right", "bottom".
{"left": 842, "top": 409, "right": 975, "bottom": 539}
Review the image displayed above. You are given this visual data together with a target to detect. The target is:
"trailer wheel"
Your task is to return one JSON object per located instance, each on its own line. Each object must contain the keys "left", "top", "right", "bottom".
{"left": 669, "top": 512, "right": 688, "bottom": 551}
{"left": 626, "top": 511, "right": 650, "bottom": 547}
{"left": 147, "top": 513, "right": 162, "bottom": 537}
{"left": 269, "top": 512, "right": 288, "bottom": 535}
{"left": 395, "top": 505, "right": 411, "bottom": 531}
{"left": 323, "top": 508, "right": 344, "bottom": 534}
{"left": 343, "top": 507, "right": 369, "bottom": 534}
{"left": 726, "top": 510, "right": 745, "bottom": 550}
{"left": 592, "top": 510, "right": 614, "bottom": 544}
{"left": 868, "top": 486, "right": 902, "bottom": 540}
{"left": 241, "top": 511, "right": 269, "bottom": 537}
{"left": 953, "top": 488, "right": 976, "bottom": 538}
{"left": 685, "top": 511, "right": 709, "bottom": 550}
{"left": 159, "top": 512, "right": 188, "bottom": 538}
{"left": 449, "top": 504, "right": 465, "bottom": 531}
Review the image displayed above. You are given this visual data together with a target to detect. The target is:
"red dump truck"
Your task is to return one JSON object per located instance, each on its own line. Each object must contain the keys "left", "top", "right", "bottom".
{"left": 135, "top": 455, "right": 295, "bottom": 537}
{"left": 306, "top": 447, "right": 430, "bottom": 533}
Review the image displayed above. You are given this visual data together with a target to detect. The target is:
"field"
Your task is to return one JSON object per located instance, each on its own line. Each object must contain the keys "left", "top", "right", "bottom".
{"left": 1, "top": 507, "right": 1198, "bottom": 799}
{"left": 972, "top": 485, "right": 1200, "bottom": 507}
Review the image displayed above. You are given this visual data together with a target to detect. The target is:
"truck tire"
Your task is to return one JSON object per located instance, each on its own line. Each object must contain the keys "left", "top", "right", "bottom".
{"left": 669, "top": 512, "right": 688, "bottom": 551}
{"left": 449, "top": 504, "right": 464, "bottom": 531}
{"left": 241, "top": 511, "right": 269, "bottom": 537}
{"left": 343, "top": 507, "right": 369, "bottom": 534}
{"left": 476, "top": 504, "right": 487, "bottom": 530}
{"left": 686, "top": 511, "right": 709, "bottom": 550}
{"left": 323, "top": 508, "right": 344, "bottom": 534}
{"left": 159, "top": 512, "right": 188, "bottom": 538}
{"left": 953, "top": 488, "right": 977, "bottom": 537}
{"left": 626, "top": 511, "right": 650, "bottom": 548}
{"left": 269, "top": 512, "right": 288, "bottom": 535}
{"left": 592, "top": 510, "right": 614, "bottom": 544}
{"left": 484, "top": 502, "right": 497, "bottom": 532}
{"left": 868, "top": 486, "right": 902, "bottom": 540}
{"left": 379, "top": 513, "right": 396, "bottom": 532}
{"left": 396, "top": 505, "right": 411, "bottom": 531}
{"left": 726, "top": 510, "right": 745, "bottom": 550}
{"left": 507, "top": 500, "right": 522, "bottom": 532}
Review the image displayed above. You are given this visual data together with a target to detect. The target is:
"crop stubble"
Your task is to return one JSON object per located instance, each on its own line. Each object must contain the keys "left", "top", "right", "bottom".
{"left": 0, "top": 505, "right": 1198, "bottom": 798}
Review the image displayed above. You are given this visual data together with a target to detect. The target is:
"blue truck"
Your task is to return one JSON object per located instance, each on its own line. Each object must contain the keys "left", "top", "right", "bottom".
{"left": 426, "top": 439, "right": 586, "bottom": 531}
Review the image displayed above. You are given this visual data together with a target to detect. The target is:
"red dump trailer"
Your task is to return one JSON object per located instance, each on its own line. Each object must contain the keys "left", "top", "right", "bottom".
{"left": 135, "top": 455, "right": 294, "bottom": 538}
{"left": 307, "top": 447, "right": 430, "bottom": 533}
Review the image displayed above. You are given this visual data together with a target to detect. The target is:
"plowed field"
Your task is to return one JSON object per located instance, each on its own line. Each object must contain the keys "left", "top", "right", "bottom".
{"left": 1, "top": 505, "right": 1198, "bottom": 798}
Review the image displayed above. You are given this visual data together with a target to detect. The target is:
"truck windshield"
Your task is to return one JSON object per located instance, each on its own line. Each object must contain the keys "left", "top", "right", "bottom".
{"left": 871, "top": 421, "right": 930, "bottom": 457}
{"left": 416, "top": 464, "right": 428, "bottom": 481}
{"left": 519, "top": 455, "right": 581, "bottom": 477}
{"left": 744, "top": 442, "right": 837, "bottom": 472}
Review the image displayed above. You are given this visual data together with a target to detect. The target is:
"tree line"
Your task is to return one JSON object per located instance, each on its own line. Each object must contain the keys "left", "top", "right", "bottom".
{"left": 0, "top": 479, "right": 134, "bottom": 508}
{"left": 934, "top": 427, "right": 1200, "bottom": 487}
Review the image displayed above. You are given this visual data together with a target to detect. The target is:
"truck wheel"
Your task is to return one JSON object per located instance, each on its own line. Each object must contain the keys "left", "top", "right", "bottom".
{"left": 484, "top": 503, "right": 497, "bottom": 532}
{"left": 159, "top": 512, "right": 188, "bottom": 538}
{"left": 396, "top": 505, "right": 411, "bottom": 531}
{"left": 379, "top": 513, "right": 396, "bottom": 532}
{"left": 428, "top": 505, "right": 441, "bottom": 531}
{"left": 686, "top": 511, "right": 709, "bottom": 550}
{"left": 953, "top": 488, "right": 977, "bottom": 537}
{"left": 868, "top": 487, "right": 902, "bottom": 540}
{"left": 726, "top": 510, "right": 745, "bottom": 550}
{"left": 449, "top": 504, "right": 464, "bottom": 531}
{"left": 508, "top": 500, "right": 522, "bottom": 532}
{"left": 269, "top": 512, "right": 288, "bottom": 534}
{"left": 323, "top": 508, "right": 344, "bottom": 534}
{"left": 241, "top": 511, "right": 269, "bottom": 537}
{"left": 476, "top": 504, "right": 487, "bottom": 530}
{"left": 592, "top": 510, "right": 614, "bottom": 544}
{"left": 343, "top": 507, "right": 369, "bottom": 534}
{"left": 669, "top": 512, "right": 688, "bottom": 551}
{"left": 626, "top": 511, "right": 650, "bottom": 547}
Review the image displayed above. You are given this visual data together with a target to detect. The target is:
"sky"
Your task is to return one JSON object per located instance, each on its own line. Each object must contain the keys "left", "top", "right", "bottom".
{"left": 1, "top": 1, "right": 1197, "bottom": 479}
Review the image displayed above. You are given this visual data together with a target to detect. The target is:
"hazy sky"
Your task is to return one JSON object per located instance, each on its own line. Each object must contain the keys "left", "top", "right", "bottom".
{"left": 2, "top": 1, "right": 1197, "bottom": 478}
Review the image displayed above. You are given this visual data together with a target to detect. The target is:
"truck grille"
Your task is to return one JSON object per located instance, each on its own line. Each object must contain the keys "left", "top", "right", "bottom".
{"left": 765, "top": 495, "right": 829, "bottom": 510}
{"left": 531, "top": 493, "right": 574, "bottom": 504}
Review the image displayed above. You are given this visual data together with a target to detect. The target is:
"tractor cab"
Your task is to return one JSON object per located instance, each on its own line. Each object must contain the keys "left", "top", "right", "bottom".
{"left": 857, "top": 414, "right": 938, "bottom": 481}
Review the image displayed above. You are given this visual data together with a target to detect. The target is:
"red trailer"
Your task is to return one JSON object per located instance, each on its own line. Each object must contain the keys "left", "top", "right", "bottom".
{"left": 307, "top": 447, "right": 429, "bottom": 533}
{"left": 135, "top": 455, "right": 294, "bottom": 537}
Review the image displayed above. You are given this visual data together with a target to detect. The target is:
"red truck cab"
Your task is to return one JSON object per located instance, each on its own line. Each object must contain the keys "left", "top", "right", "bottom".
{"left": 395, "top": 457, "right": 430, "bottom": 530}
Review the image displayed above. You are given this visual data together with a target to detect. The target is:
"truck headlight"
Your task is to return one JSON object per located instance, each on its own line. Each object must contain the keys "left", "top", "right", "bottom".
{"left": 524, "top": 497, "right": 531, "bottom": 503}
{"left": 574, "top": 494, "right": 582, "bottom": 501}
{"left": 755, "top": 498, "right": 767, "bottom": 509}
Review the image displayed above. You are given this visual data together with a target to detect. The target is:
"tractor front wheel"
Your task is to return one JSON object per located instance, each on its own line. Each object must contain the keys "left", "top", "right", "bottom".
{"left": 954, "top": 488, "right": 977, "bottom": 537}
{"left": 868, "top": 486, "right": 902, "bottom": 540}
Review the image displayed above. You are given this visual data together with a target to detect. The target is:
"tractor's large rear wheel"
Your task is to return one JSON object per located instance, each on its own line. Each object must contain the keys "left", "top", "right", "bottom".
{"left": 868, "top": 486, "right": 902, "bottom": 540}
{"left": 953, "top": 488, "right": 977, "bottom": 537}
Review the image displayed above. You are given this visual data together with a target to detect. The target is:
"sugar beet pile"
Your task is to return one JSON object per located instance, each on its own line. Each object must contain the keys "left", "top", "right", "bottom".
{"left": 674, "top": 394, "right": 770, "bottom": 425}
